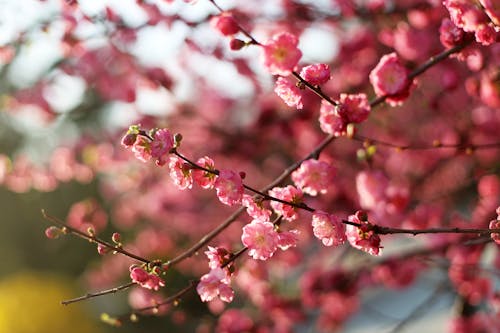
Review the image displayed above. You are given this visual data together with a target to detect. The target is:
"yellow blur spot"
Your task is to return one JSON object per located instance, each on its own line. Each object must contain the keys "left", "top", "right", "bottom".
{"left": 0, "top": 272, "right": 103, "bottom": 333}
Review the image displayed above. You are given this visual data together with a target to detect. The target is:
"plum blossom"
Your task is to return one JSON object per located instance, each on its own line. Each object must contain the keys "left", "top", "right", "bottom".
{"left": 311, "top": 211, "right": 346, "bottom": 247}
{"left": 292, "top": 159, "right": 335, "bottom": 196}
{"left": 300, "top": 63, "right": 330, "bottom": 85}
{"left": 490, "top": 217, "right": 500, "bottom": 245}
{"left": 214, "top": 169, "right": 244, "bottom": 206}
{"left": 130, "top": 266, "right": 165, "bottom": 291}
{"left": 274, "top": 76, "right": 303, "bottom": 109}
{"left": 192, "top": 156, "right": 217, "bottom": 189}
{"left": 277, "top": 229, "right": 300, "bottom": 250}
{"left": 168, "top": 156, "right": 193, "bottom": 190}
{"left": 151, "top": 128, "right": 174, "bottom": 166}
{"left": 336, "top": 93, "right": 371, "bottom": 124}
{"left": 345, "top": 211, "right": 381, "bottom": 256}
{"left": 131, "top": 135, "right": 152, "bottom": 162}
{"left": 369, "top": 52, "right": 411, "bottom": 105}
{"left": 261, "top": 32, "right": 302, "bottom": 76}
{"left": 242, "top": 194, "right": 272, "bottom": 221}
{"left": 196, "top": 267, "right": 234, "bottom": 303}
{"left": 241, "top": 219, "right": 279, "bottom": 260}
{"left": 205, "top": 246, "right": 232, "bottom": 270}
{"left": 319, "top": 100, "right": 347, "bottom": 136}
{"left": 268, "top": 185, "right": 303, "bottom": 221}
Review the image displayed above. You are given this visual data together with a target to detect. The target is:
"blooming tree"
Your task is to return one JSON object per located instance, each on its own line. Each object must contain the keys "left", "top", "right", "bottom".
{"left": 1, "top": 0, "right": 500, "bottom": 331}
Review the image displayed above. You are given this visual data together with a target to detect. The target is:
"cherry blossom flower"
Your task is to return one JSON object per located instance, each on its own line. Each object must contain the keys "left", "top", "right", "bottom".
{"left": 205, "top": 246, "right": 231, "bottom": 270}
{"left": 214, "top": 169, "right": 244, "bottom": 206}
{"left": 242, "top": 194, "right": 272, "bottom": 221}
{"left": 277, "top": 229, "right": 300, "bottom": 250}
{"left": 311, "top": 211, "right": 346, "bottom": 247}
{"left": 131, "top": 135, "right": 152, "bottom": 162}
{"left": 345, "top": 211, "right": 381, "bottom": 256}
{"left": 268, "top": 185, "right": 303, "bottom": 221}
{"left": 241, "top": 219, "right": 279, "bottom": 260}
{"left": 261, "top": 32, "right": 302, "bottom": 76}
{"left": 274, "top": 76, "right": 303, "bottom": 109}
{"left": 490, "top": 218, "right": 500, "bottom": 244}
{"left": 356, "top": 170, "right": 389, "bottom": 210}
{"left": 196, "top": 267, "right": 234, "bottom": 303}
{"left": 210, "top": 12, "right": 239, "bottom": 36}
{"left": 129, "top": 266, "right": 165, "bottom": 291}
{"left": 292, "top": 159, "right": 335, "bottom": 196}
{"left": 192, "top": 156, "right": 217, "bottom": 189}
{"left": 151, "top": 128, "right": 174, "bottom": 166}
{"left": 369, "top": 52, "right": 411, "bottom": 105}
{"left": 300, "top": 63, "right": 330, "bottom": 85}
{"left": 336, "top": 93, "right": 371, "bottom": 124}
{"left": 319, "top": 100, "right": 347, "bottom": 136}
{"left": 216, "top": 309, "right": 254, "bottom": 333}
{"left": 168, "top": 156, "right": 193, "bottom": 190}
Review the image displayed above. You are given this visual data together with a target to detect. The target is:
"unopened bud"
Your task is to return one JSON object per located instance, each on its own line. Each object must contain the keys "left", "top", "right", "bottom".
{"left": 112, "top": 232, "right": 121, "bottom": 243}
{"left": 45, "top": 226, "right": 61, "bottom": 239}
{"left": 97, "top": 243, "right": 110, "bottom": 255}
{"left": 229, "top": 38, "right": 246, "bottom": 50}
{"left": 121, "top": 133, "right": 137, "bottom": 147}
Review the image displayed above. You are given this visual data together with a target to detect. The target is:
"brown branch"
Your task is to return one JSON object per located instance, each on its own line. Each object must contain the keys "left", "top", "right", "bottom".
{"left": 41, "top": 210, "right": 150, "bottom": 264}
{"left": 62, "top": 282, "right": 135, "bottom": 305}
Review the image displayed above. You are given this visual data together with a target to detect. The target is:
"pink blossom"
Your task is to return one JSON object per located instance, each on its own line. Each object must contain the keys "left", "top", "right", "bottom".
{"left": 168, "top": 156, "right": 193, "bottom": 190}
{"left": 300, "top": 63, "right": 330, "bottom": 85}
{"left": 205, "top": 246, "right": 231, "bottom": 270}
{"left": 311, "top": 211, "right": 346, "bottom": 247}
{"left": 274, "top": 76, "right": 303, "bottom": 109}
{"left": 192, "top": 156, "right": 217, "bottom": 189}
{"left": 369, "top": 52, "right": 411, "bottom": 105}
{"left": 292, "top": 159, "right": 335, "bottom": 196}
{"left": 151, "top": 128, "right": 174, "bottom": 166}
{"left": 277, "top": 229, "right": 300, "bottom": 250}
{"left": 242, "top": 194, "right": 272, "bottom": 221}
{"left": 241, "top": 219, "right": 279, "bottom": 260}
{"left": 490, "top": 219, "right": 500, "bottom": 244}
{"left": 67, "top": 198, "right": 107, "bottom": 233}
{"left": 480, "top": 0, "right": 500, "bottom": 26}
{"left": 214, "top": 169, "right": 244, "bottom": 206}
{"left": 318, "top": 100, "right": 347, "bottom": 136}
{"left": 345, "top": 211, "right": 381, "bottom": 256}
{"left": 131, "top": 136, "right": 152, "bottom": 162}
{"left": 268, "top": 185, "right": 303, "bottom": 221}
{"left": 336, "top": 93, "right": 371, "bottom": 124}
{"left": 210, "top": 12, "right": 239, "bottom": 36}
{"left": 196, "top": 268, "right": 234, "bottom": 303}
{"left": 261, "top": 32, "right": 302, "bottom": 76}
{"left": 439, "top": 18, "right": 465, "bottom": 49}
{"left": 130, "top": 266, "right": 165, "bottom": 291}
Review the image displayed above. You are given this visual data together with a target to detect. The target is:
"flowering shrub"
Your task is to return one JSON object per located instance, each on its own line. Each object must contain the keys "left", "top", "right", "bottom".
{"left": 1, "top": 0, "right": 500, "bottom": 331}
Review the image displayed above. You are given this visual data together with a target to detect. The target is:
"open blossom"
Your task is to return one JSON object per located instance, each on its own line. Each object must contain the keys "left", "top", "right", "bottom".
{"left": 242, "top": 194, "right": 272, "bottom": 221}
{"left": 130, "top": 266, "right": 165, "bottom": 291}
{"left": 356, "top": 170, "right": 389, "bottom": 210}
{"left": 131, "top": 136, "right": 152, "bottom": 162}
{"left": 168, "top": 156, "right": 193, "bottom": 190}
{"left": 192, "top": 156, "right": 217, "bottom": 189}
{"left": 274, "top": 76, "right": 303, "bottom": 109}
{"left": 261, "top": 32, "right": 302, "bottom": 76}
{"left": 345, "top": 211, "right": 381, "bottom": 256}
{"left": 369, "top": 52, "right": 411, "bottom": 105}
{"left": 197, "top": 267, "right": 234, "bottom": 303}
{"left": 336, "top": 93, "right": 371, "bottom": 124}
{"left": 277, "top": 229, "right": 300, "bottom": 250}
{"left": 268, "top": 185, "right": 303, "bottom": 221}
{"left": 214, "top": 169, "right": 244, "bottom": 206}
{"left": 292, "top": 159, "right": 335, "bottom": 196}
{"left": 319, "top": 100, "right": 347, "bottom": 136}
{"left": 205, "top": 246, "right": 232, "bottom": 270}
{"left": 490, "top": 218, "right": 500, "bottom": 244}
{"left": 241, "top": 219, "right": 279, "bottom": 260}
{"left": 300, "top": 63, "right": 330, "bottom": 85}
{"left": 151, "top": 128, "right": 174, "bottom": 166}
{"left": 311, "top": 211, "right": 346, "bottom": 247}
{"left": 439, "top": 18, "right": 465, "bottom": 49}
